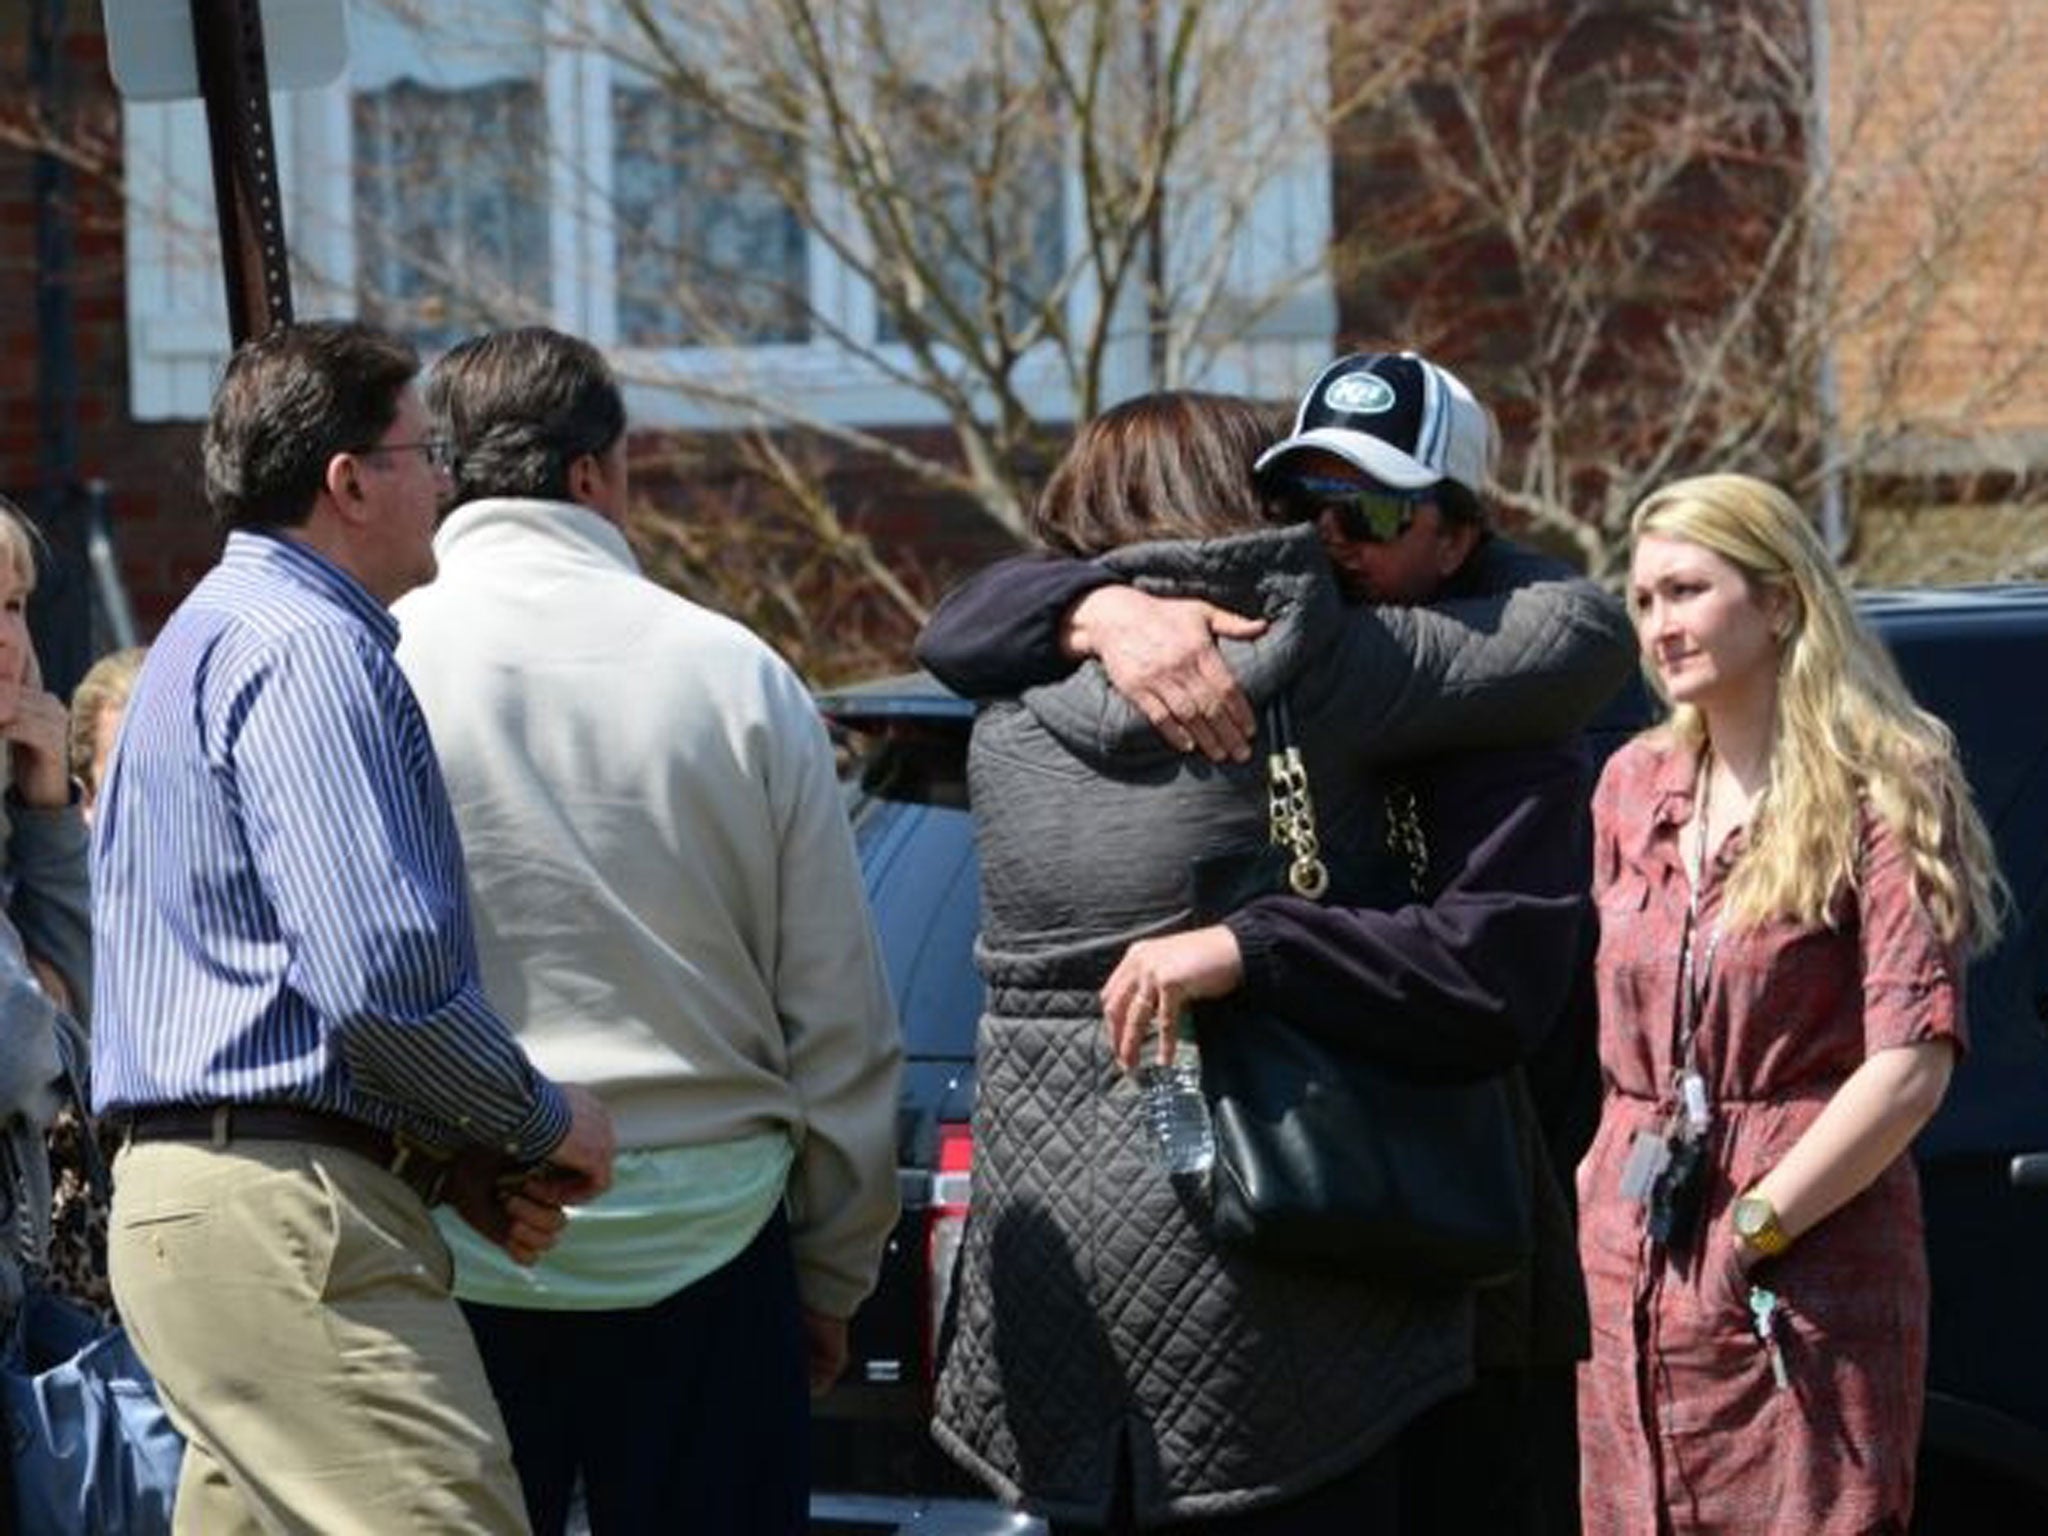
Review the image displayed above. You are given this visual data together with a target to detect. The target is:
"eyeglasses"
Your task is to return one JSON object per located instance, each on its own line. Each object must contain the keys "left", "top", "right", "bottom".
{"left": 359, "top": 436, "right": 455, "bottom": 472}
{"left": 1278, "top": 476, "right": 1428, "bottom": 543}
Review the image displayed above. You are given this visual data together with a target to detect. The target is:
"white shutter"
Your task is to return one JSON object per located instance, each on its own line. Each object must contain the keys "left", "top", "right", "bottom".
{"left": 123, "top": 87, "right": 340, "bottom": 420}
{"left": 123, "top": 100, "right": 229, "bottom": 421}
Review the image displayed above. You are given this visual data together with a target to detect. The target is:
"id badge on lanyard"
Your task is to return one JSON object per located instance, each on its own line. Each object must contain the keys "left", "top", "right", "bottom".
{"left": 1622, "top": 780, "right": 1720, "bottom": 1233}
{"left": 1618, "top": 1069, "right": 1710, "bottom": 1205}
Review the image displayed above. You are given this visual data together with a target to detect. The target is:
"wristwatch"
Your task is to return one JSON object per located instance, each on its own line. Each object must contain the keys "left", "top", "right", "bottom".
{"left": 1732, "top": 1192, "right": 1791, "bottom": 1259}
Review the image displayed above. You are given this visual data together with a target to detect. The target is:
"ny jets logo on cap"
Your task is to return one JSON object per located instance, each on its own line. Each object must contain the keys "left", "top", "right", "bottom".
{"left": 1325, "top": 374, "right": 1396, "bottom": 415}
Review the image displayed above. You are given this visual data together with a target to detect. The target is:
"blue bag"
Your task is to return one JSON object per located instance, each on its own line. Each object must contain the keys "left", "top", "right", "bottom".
{"left": 2, "top": 1030, "right": 182, "bottom": 1534}
{"left": 4, "top": 1287, "right": 183, "bottom": 1535}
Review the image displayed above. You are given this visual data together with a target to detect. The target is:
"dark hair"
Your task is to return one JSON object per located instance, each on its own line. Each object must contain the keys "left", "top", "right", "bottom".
{"left": 427, "top": 327, "right": 626, "bottom": 505}
{"left": 201, "top": 321, "right": 420, "bottom": 531}
{"left": 1029, "top": 392, "right": 1283, "bottom": 558}
{"left": 1433, "top": 479, "right": 1488, "bottom": 529}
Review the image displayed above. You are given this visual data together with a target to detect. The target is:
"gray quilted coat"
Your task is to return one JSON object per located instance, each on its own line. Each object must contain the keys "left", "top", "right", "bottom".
{"left": 931, "top": 524, "right": 1631, "bottom": 1526}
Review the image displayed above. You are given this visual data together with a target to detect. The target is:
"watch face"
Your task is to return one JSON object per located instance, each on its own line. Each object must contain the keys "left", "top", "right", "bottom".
{"left": 1734, "top": 1198, "right": 1769, "bottom": 1237}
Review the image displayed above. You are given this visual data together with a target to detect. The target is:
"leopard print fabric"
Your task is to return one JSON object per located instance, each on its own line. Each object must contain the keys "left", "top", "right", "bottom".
{"left": 37, "top": 1104, "right": 114, "bottom": 1324}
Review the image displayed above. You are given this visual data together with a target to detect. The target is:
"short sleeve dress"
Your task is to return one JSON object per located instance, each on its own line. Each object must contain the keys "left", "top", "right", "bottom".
{"left": 1577, "top": 734, "right": 1965, "bottom": 1535}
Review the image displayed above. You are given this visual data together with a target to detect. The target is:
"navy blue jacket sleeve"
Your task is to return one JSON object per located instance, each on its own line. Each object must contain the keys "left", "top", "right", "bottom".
{"left": 1224, "top": 742, "right": 1593, "bottom": 1081}
{"left": 914, "top": 555, "right": 1115, "bottom": 698}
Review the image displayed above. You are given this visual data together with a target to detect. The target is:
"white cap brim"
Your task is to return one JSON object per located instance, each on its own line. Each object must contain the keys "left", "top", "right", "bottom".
{"left": 1253, "top": 427, "right": 1440, "bottom": 490}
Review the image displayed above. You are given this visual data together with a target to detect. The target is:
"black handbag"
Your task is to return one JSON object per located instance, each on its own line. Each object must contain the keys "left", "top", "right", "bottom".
{"left": 1194, "top": 702, "right": 1533, "bottom": 1288}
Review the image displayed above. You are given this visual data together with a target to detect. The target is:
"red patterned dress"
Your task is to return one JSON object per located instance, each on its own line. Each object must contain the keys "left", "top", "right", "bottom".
{"left": 1577, "top": 734, "right": 1965, "bottom": 1535}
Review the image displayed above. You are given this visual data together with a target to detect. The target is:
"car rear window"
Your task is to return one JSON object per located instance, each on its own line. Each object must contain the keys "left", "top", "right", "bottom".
{"left": 841, "top": 721, "right": 985, "bottom": 1062}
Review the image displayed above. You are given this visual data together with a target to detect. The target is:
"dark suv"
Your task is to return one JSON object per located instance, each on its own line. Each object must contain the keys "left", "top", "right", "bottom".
{"left": 809, "top": 586, "right": 2048, "bottom": 1534}
{"left": 806, "top": 675, "right": 1029, "bottom": 1536}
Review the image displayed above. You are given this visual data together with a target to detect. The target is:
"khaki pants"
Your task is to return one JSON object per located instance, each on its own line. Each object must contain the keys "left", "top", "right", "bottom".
{"left": 109, "top": 1137, "right": 531, "bottom": 1536}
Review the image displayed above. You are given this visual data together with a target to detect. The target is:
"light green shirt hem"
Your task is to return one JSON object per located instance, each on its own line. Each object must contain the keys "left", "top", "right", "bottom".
{"left": 439, "top": 1132, "right": 794, "bottom": 1312}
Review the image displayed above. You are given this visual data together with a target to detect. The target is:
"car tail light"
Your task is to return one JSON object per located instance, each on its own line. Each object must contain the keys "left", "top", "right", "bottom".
{"left": 923, "top": 1121, "right": 974, "bottom": 1384}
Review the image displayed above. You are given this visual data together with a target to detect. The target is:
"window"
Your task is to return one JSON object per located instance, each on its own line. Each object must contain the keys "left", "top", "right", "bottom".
{"left": 874, "top": 84, "right": 1067, "bottom": 347}
{"left": 862, "top": 5, "right": 1069, "bottom": 347}
{"left": 348, "top": 6, "right": 549, "bottom": 348}
{"left": 122, "top": 0, "right": 1333, "bottom": 426}
{"left": 608, "top": 80, "right": 809, "bottom": 348}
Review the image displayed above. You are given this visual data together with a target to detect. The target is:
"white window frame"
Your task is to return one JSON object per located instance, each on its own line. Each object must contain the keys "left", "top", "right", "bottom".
{"left": 123, "top": 2, "right": 1333, "bottom": 426}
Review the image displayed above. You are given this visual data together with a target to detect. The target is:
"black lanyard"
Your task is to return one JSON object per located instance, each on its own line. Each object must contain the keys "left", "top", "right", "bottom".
{"left": 1671, "top": 753, "right": 1723, "bottom": 1130}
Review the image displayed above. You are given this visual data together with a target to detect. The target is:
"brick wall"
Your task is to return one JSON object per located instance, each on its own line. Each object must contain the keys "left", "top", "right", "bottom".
{"left": 1323, "top": 0, "right": 2048, "bottom": 550}
{"left": 1825, "top": 0, "right": 2048, "bottom": 452}
{"left": 1327, "top": 0, "right": 1809, "bottom": 538}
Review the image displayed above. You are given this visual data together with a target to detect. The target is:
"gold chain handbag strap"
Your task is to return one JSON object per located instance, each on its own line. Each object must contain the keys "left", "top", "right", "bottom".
{"left": 1265, "top": 699, "right": 1330, "bottom": 900}
{"left": 1264, "top": 702, "right": 1430, "bottom": 901}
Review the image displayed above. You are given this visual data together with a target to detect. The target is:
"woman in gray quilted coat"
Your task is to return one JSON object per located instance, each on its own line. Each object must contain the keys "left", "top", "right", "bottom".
{"left": 925, "top": 390, "right": 1627, "bottom": 1530}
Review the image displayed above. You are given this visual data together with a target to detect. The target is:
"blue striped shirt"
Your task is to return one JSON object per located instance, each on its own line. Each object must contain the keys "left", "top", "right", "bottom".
{"left": 90, "top": 531, "right": 568, "bottom": 1160}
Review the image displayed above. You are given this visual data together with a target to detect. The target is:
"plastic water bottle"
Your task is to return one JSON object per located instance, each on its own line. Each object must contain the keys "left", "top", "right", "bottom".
{"left": 1138, "top": 1032, "right": 1213, "bottom": 1177}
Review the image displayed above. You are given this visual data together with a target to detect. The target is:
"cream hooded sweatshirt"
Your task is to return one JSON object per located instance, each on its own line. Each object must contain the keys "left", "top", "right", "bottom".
{"left": 395, "top": 498, "right": 901, "bottom": 1319}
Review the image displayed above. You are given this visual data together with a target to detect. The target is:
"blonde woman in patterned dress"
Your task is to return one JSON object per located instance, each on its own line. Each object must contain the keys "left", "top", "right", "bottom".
{"left": 1577, "top": 474, "right": 2003, "bottom": 1533}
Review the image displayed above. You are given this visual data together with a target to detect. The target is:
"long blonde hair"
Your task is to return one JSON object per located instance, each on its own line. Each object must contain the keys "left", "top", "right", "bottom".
{"left": 1630, "top": 474, "right": 2004, "bottom": 951}
{"left": 0, "top": 495, "right": 38, "bottom": 592}
{"left": 69, "top": 646, "right": 147, "bottom": 791}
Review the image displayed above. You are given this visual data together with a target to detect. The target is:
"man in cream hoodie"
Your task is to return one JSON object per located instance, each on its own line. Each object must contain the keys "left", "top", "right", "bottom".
{"left": 394, "top": 326, "right": 901, "bottom": 1535}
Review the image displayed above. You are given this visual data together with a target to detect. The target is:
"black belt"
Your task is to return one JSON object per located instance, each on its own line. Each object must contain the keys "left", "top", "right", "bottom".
{"left": 118, "top": 1103, "right": 455, "bottom": 1206}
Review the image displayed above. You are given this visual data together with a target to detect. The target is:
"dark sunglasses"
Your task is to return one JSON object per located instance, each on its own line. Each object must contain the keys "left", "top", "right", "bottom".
{"left": 1278, "top": 476, "right": 1429, "bottom": 543}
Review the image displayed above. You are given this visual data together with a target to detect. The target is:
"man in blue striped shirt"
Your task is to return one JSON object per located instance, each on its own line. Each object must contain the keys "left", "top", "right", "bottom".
{"left": 91, "top": 320, "right": 615, "bottom": 1535}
